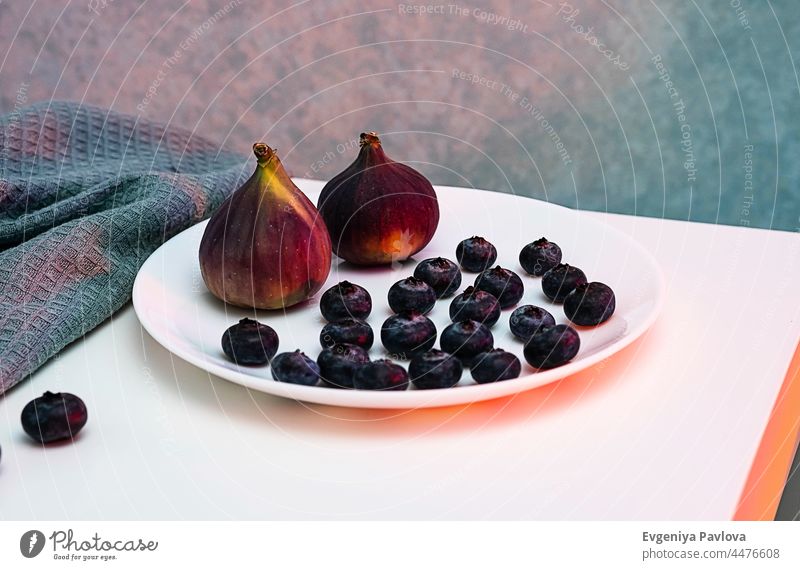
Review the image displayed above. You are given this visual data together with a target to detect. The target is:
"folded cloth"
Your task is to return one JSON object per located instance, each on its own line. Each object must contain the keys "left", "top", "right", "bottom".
{"left": 0, "top": 101, "right": 249, "bottom": 393}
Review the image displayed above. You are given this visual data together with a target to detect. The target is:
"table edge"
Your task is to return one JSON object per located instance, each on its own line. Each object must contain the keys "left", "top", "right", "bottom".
{"left": 734, "top": 341, "right": 800, "bottom": 520}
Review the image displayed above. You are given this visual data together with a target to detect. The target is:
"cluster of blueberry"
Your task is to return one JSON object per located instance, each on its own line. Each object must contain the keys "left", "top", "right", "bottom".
{"left": 220, "top": 235, "right": 616, "bottom": 392}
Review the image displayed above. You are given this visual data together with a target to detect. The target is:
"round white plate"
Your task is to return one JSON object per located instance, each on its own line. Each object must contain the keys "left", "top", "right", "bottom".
{"left": 133, "top": 180, "right": 664, "bottom": 409}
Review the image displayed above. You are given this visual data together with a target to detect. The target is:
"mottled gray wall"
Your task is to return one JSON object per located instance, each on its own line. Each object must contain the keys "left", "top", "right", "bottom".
{"left": 1, "top": 0, "right": 797, "bottom": 230}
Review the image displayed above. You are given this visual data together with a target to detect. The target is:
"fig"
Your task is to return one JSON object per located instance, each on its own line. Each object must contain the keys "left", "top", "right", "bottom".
{"left": 199, "top": 143, "right": 332, "bottom": 309}
{"left": 317, "top": 132, "right": 439, "bottom": 265}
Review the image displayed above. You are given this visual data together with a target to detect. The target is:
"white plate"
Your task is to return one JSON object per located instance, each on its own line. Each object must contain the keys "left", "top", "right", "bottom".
{"left": 133, "top": 179, "right": 664, "bottom": 409}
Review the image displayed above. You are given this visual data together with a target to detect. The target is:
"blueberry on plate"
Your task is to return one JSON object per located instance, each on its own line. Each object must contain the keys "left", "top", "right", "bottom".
{"left": 409, "top": 349, "right": 464, "bottom": 389}
{"left": 509, "top": 305, "right": 556, "bottom": 341}
{"left": 387, "top": 276, "right": 437, "bottom": 314}
{"left": 440, "top": 320, "right": 494, "bottom": 365}
{"left": 474, "top": 266, "right": 524, "bottom": 309}
{"left": 380, "top": 311, "right": 437, "bottom": 358}
{"left": 449, "top": 286, "right": 501, "bottom": 327}
{"left": 320, "top": 318, "right": 374, "bottom": 349}
{"left": 541, "top": 264, "right": 587, "bottom": 303}
{"left": 523, "top": 324, "right": 581, "bottom": 369}
{"left": 271, "top": 350, "right": 321, "bottom": 386}
{"left": 319, "top": 281, "right": 372, "bottom": 321}
{"left": 353, "top": 360, "right": 410, "bottom": 391}
{"left": 221, "top": 318, "right": 279, "bottom": 366}
{"left": 470, "top": 349, "right": 522, "bottom": 383}
{"left": 317, "top": 343, "right": 370, "bottom": 389}
{"left": 456, "top": 236, "right": 497, "bottom": 272}
{"left": 519, "top": 237, "right": 562, "bottom": 276}
{"left": 564, "top": 282, "right": 616, "bottom": 326}
{"left": 21, "top": 391, "right": 88, "bottom": 443}
{"left": 414, "top": 257, "right": 462, "bottom": 298}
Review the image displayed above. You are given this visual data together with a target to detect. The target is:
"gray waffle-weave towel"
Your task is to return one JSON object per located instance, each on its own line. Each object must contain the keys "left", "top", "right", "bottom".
{"left": 0, "top": 101, "right": 249, "bottom": 393}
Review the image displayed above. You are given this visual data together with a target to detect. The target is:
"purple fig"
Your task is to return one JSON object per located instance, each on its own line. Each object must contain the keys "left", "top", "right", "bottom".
{"left": 199, "top": 143, "right": 332, "bottom": 309}
{"left": 317, "top": 132, "right": 439, "bottom": 265}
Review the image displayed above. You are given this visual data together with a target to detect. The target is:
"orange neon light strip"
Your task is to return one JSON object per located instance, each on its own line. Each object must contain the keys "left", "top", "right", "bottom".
{"left": 734, "top": 342, "right": 800, "bottom": 520}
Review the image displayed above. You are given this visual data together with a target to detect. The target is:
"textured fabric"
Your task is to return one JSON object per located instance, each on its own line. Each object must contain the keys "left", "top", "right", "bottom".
{"left": 0, "top": 101, "right": 248, "bottom": 393}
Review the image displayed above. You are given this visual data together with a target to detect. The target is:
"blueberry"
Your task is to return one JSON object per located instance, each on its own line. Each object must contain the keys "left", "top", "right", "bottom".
{"left": 440, "top": 320, "right": 494, "bottom": 365}
{"left": 221, "top": 318, "right": 279, "bottom": 366}
{"left": 456, "top": 236, "right": 497, "bottom": 272}
{"left": 564, "top": 282, "right": 616, "bottom": 326}
{"left": 320, "top": 318, "right": 374, "bottom": 349}
{"left": 523, "top": 324, "right": 581, "bottom": 369}
{"left": 449, "top": 286, "right": 501, "bottom": 327}
{"left": 317, "top": 343, "right": 370, "bottom": 388}
{"left": 470, "top": 349, "right": 522, "bottom": 383}
{"left": 271, "top": 350, "right": 321, "bottom": 386}
{"left": 509, "top": 305, "right": 556, "bottom": 341}
{"left": 353, "top": 360, "right": 410, "bottom": 391}
{"left": 519, "top": 237, "right": 562, "bottom": 276}
{"left": 414, "top": 257, "right": 462, "bottom": 298}
{"left": 387, "top": 276, "right": 437, "bottom": 314}
{"left": 409, "top": 349, "right": 464, "bottom": 389}
{"left": 21, "top": 391, "right": 88, "bottom": 443}
{"left": 380, "top": 311, "right": 437, "bottom": 358}
{"left": 541, "top": 264, "right": 587, "bottom": 303}
{"left": 320, "top": 281, "right": 372, "bottom": 321}
{"left": 474, "top": 266, "right": 524, "bottom": 309}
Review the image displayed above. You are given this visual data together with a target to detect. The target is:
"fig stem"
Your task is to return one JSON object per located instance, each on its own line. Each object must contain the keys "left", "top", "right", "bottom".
{"left": 253, "top": 142, "right": 276, "bottom": 166}
{"left": 359, "top": 132, "right": 381, "bottom": 147}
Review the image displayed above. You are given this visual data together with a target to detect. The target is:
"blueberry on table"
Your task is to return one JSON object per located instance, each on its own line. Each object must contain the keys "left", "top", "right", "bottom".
{"left": 387, "top": 276, "right": 437, "bottom": 314}
{"left": 414, "top": 257, "right": 462, "bottom": 298}
{"left": 473, "top": 266, "right": 524, "bottom": 309}
{"left": 21, "top": 391, "right": 88, "bottom": 444}
{"left": 381, "top": 311, "right": 437, "bottom": 358}
{"left": 449, "top": 286, "right": 501, "bottom": 327}
{"left": 221, "top": 318, "right": 279, "bottom": 366}
{"left": 541, "top": 264, "right": 587, "bottom": 303}
{"left": 523, "top": 324, "right": 581, "bottom": 369}
{"left": 509, "top": 305, "right": 556, "bottom": 341}
{"left": 353, "top": 360, "right": 410, "bottom": 391}
{"left": 519, "top": 237, "right": 562, "bottom": 276}
{"left": 320, "top": 318, "right": 374, "bottom": 350}
{"left": 470, "top": 349, "right": 522, "bottom": 383}
{"left": 440, "top": 320, "right": 494, "bottom": 365}
{"left": 317, "top": 343, "right": 370, "bottom": 389}
{"left": 271, "top": 350, "right": 321, "bottom": 386}
{"left": 409, "top": 349, "right": 464, "bottom": 390}
{"left": 564, "top": 282, "right": 616, "bottom": 326}
{"left": 319, "top": 281, "right": 372, "bottom": 321}
{"left": 456, "top": 236, "right": 497, "bottom": 272}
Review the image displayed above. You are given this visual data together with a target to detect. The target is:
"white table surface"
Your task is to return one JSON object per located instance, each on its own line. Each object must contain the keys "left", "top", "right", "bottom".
{"left": 1, "top": 181, "right": 799, "bottom": 520}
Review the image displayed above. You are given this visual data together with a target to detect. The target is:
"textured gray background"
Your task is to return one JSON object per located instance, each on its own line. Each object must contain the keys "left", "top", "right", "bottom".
{"left": 1, "top": 0, "right": 797, "bottom": 230}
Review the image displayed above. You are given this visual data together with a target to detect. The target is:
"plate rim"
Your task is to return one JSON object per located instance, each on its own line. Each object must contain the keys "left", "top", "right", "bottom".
{"left": 132, "top": 188, "right": 665, "bottom": 409}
